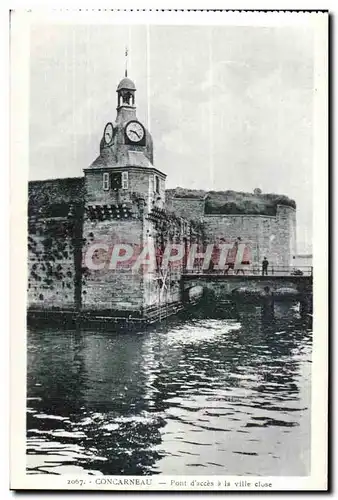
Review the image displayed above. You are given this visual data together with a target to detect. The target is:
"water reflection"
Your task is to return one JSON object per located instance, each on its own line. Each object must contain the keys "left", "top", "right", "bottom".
{"left": 27, "top": 305, "right": 311, "bottom": 476}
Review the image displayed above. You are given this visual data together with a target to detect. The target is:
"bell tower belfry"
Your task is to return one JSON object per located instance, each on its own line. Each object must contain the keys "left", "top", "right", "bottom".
{"left": 117, "top": 48, "right": 135, "bottom": 106}
{"left": 116, "top": 76, "right": 137, "bottom": 124}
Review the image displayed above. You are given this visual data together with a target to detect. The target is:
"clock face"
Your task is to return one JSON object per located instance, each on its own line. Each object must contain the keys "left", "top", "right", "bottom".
{"left": 103, "top": 123, "right": 114, "bottom": 145}
{"left": 125, "top": 121, "right": 145, "bottom": 143}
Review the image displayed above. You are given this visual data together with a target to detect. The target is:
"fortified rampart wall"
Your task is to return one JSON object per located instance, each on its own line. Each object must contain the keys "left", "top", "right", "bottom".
{"left": 27, "top": 178, "right": 84, "bottom": 311}
{"left": 167, "top": 192, "right": 296, "bottom": 267}
{"left": 27, "top": 177, "right": 203, "bottom": 319}
{"left": 202, "top": 205, "right": 296, "bottom": 267}
{"left": 27, "top": 178, "right": 297, "bottom": 319}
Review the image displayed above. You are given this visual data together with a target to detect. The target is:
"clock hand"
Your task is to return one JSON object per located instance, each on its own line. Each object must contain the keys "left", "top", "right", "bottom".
{"left": 134, "top": 130, "right": 140, "bottom": 139}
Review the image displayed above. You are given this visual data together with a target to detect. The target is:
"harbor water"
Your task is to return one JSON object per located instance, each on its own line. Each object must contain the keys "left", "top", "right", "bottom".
{"left": 27, "top": 303, "right": 312, "bottom": 476}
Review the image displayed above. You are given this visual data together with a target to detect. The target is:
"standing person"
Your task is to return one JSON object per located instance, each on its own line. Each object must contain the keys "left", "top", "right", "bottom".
{"left": 262, "top": 257, "right": 269, "bottom": 276}
{"left": 224, "top": 239, "right": 237, "bottom": 275}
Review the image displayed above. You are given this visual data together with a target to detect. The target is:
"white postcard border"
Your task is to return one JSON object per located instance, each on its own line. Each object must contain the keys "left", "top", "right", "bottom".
{"left": 10, "top": 9, "right": 328, "bottom": 491}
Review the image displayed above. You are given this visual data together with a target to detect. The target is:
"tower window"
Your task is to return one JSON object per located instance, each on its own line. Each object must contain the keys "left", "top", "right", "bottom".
{"left": 111, "top": 172, "right": 122, "bottom": 191}
{"left": 154, "top": 175, "right": 160, "bottom": 194}
{"left": 149, "top": 175, "right": 154, "bottom": 193}
{"left": 122, "top": 171, "right": 129, "bottom": 190}
{"left": 103, "top": 172, "right": 109, "bottom": 191}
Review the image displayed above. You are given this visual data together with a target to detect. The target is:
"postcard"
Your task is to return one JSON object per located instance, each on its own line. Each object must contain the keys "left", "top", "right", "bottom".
{"left": 10, "top": 9, "right": 328, "bottom": 491}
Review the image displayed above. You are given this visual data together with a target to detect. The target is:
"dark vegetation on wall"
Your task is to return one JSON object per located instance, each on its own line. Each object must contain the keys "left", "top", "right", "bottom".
{"left": 166, "top": 187, "right": 296, "bottom": 216}
{"left": 28, "top": 177, "right": 85, "bottom": 215}
{"left": 147, "top": 206, "right": 204, "bottom": 244}
{"left": 166, "top": 188, "right": 206, "bottom": 200}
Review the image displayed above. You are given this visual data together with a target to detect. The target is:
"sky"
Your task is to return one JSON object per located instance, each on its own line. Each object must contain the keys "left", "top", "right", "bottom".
{"left": 29, "top": 23, "right": 314, "bottom": 252}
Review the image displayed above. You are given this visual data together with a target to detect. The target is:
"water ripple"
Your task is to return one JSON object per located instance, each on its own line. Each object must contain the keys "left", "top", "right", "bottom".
{"left": 27, "top": 307, "right": 312, "bottom": 476}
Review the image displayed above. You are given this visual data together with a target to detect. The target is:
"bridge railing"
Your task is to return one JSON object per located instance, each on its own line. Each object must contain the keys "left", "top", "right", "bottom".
{"left": 183, "top": 266, "right": 313, "bottom": 277}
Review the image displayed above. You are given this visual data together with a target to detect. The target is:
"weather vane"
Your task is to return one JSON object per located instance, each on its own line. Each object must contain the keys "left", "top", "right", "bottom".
{"left": 125, "top": 46, "right": 128, "bottom": 77}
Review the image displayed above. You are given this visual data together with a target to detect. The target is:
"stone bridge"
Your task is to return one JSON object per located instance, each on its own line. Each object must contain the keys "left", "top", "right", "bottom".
{"left": 181, "top": 274, "right": 313, "bottom": 316}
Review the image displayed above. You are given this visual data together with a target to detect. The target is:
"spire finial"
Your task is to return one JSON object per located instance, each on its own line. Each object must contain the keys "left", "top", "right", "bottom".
{"left": 125, "top": 46, "right": 128, "bottom": 77}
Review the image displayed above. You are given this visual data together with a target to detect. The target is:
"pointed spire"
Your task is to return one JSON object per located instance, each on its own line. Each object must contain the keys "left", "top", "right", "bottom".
{"left": 125, "top": 46, "right": 128, "bottom": 77}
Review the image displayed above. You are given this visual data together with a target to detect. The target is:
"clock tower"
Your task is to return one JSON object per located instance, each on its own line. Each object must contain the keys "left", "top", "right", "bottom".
{"left": 82, "top": 71, "right": 167, "bottom": 316}
{"left": 83, "top": 73, "right": 165, "bottom": 207}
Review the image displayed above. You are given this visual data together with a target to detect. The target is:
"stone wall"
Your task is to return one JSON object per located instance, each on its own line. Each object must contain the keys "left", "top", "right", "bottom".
{"left": 201, "top": 205, "right": 296, "bottom": 268}
{"left": 27, "top": 178, "right": 84, "bottom": 311}
{"left": 275, "top": 205, "right": 297, "bottom": 266}
{"left": 165, "top": 196, "right": 205, "bottom": 222}
{"left": 80, "top": 204, "right": 203, "bottom": 319}
{"left": 81, "top": 216, "right": 144, "bottom": 314}
{"left": 143, "top": 210, "right": 183, "bottom": 313}
{"left": 142, "top": 208, "right": 204, "bottom": 320}
{"left": 167, "top": 191, "right": 297, "bottom": 269}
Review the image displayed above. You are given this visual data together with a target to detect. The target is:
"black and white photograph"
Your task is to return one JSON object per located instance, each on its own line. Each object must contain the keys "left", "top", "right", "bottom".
{"left": 10, "top": 9, "right": 328, "bottom": 491}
